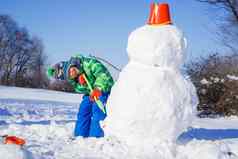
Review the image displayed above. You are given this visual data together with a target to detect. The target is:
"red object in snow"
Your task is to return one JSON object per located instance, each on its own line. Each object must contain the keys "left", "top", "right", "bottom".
{"left": 3, "top": 135, "right": 26, "bottom": 146}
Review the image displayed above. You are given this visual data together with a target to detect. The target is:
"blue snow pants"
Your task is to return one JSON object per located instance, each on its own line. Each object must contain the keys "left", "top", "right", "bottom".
{"left": 74, "top": 92, "right": 109, "bottom": 138}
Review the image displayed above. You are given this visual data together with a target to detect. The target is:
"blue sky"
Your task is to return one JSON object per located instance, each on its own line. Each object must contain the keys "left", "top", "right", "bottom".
{"left": 0, "top": 0, "right": 222, "bottom": 68}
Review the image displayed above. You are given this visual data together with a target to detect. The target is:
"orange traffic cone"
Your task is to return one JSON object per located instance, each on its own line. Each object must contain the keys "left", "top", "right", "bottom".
{"left": 147, "top": 2, "right": 172, "bottom": 26}
{"left": 3, "top": 135, "right": 26, "bottom": 146}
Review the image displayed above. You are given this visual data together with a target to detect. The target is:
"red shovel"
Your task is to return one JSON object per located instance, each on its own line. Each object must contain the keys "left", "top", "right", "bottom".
{"left": 1, "top": 135, "right": 26, "bottom": 146}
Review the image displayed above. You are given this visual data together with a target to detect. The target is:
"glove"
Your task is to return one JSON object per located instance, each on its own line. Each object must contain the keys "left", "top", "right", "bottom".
{"left": 78, "top": 74, "right": 87, "bottom": 86}
{"left": 90, "top": 88, "right": 102, "bottom": 101}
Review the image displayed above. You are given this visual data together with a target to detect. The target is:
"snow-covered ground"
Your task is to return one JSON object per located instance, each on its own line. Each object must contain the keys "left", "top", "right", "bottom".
{"left": 0, "top": 86, "right": 238, "bottom": 159}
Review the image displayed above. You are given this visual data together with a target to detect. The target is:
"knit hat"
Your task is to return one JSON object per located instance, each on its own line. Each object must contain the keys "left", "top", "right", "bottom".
{"left": 47, "top": 61, "right": 68, "bottom": 80}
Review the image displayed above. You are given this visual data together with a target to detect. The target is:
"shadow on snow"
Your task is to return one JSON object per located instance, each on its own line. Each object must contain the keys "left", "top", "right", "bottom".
{"left": 178, "top": 128, "right": 238, "bottom": 144}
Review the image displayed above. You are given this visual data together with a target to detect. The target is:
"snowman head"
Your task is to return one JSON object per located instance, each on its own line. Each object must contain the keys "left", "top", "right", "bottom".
{"left": 127, "top": 3, "right": 187, "bottom": 69}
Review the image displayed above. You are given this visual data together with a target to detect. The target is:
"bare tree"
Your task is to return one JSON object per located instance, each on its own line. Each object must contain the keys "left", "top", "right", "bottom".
{"left": 28, "top": 37, "right": 49, "bottom": 88}
{"left": 196, "top": 0, "right": 238, "bottom": 51}
{"left": 186, "top": 53, "right": 238, "bottom": 116}
{"left": 0, "top": 15, "right": 48, "bottom": 87}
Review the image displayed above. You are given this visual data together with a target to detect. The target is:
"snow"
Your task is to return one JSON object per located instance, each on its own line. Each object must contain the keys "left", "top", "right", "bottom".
{"left": 0, "top": 144, "right": 25, "bottom": 159}
{"left": 127, "top": 25, "right": 187, "bottom": 69}
{"left": 104, "top": 61, "right": 198, "bottom": 158}
{"left": 209, "top": 77, "right": 221, "bottom": 83}
{"left": 200, "top": 78, "right": 210, "bottom": 85}
{"left": 104, "top": 24, "right": 198, "bottom": 158}
{"left": 227, "top": 75, "right": 238, "bottom": 81}
{"left": 1, "top": 24, "right": 238, "bottom": 158}
{"left": 178, "top": 140, "right": 237, "bottom": 159}
{"left": 0, "top": 86, "right": 82, "bottom": 104}
{"left": 0, "top": 86, "right": 238, "bottom": 158}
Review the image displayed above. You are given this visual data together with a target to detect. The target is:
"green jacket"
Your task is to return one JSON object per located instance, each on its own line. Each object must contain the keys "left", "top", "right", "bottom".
{"left": 66, "top": 55, "right": 114, "bottom": 94}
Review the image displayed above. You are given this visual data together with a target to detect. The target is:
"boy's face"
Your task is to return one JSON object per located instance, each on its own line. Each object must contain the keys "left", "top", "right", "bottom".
{"left": 69, "top": 67, "right": 80, "bottom": 79}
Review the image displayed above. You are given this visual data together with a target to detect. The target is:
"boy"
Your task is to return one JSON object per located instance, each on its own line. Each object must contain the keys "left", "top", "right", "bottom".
{"left": 47, "top": 54, "right": 114, "bottom": 138}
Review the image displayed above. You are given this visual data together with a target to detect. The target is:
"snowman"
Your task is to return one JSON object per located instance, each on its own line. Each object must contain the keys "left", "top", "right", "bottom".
{"left": 104, "top": 3, "right": 198, "bottom": 159}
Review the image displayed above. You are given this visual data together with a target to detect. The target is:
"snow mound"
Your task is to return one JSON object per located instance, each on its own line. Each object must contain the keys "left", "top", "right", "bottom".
{"left": 1, "top": 86, "right": 238, "bottom": 159}
{"left": 56, "top": 136, "right": 132, "bottom": 159}
{"left": 178, "top": 140, "right": 237, "bottom": 159}
{"left": 105, "top": 62, "right": 198, "bottom": 158}
{"left": 0, "top": 143, "right": 33, "bottom": 159}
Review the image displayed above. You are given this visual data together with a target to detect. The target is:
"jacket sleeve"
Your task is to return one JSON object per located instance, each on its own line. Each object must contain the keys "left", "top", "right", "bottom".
{"left": 90, "top": 59, "right": 114, "bottom": 92}
{"left": 68, "top": 79, "right": 90, "bottom": 94}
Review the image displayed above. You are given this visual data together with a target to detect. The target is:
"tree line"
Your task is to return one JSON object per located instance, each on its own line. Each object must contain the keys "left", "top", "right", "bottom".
{"left": 0, "top": 15, "right": 49, "bottom": 88}
{"left": 185, "top": 0, "right": 238, "bottom": 117}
